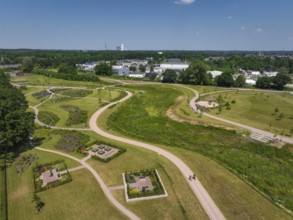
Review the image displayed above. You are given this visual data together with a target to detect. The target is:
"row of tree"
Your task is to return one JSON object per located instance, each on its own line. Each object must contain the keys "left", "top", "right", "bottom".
{"left": 1, "top": 49, "right": 293, "bottom": 74}
{"left": 32, "top": 63, "right": 100, "bottom": 82}
{"left": 162, "top": 61, "right": 291, "bottom": 90}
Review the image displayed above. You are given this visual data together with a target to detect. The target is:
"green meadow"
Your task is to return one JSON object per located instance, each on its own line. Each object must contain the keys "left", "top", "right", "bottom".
{"left": 105, "top": 84, "right": 293, "bottom": 214}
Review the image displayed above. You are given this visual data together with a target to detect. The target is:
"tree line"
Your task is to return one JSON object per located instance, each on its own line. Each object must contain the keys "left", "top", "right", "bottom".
{"left": 162, "top": 61, "right": 291, "bottom": 90}
{"left": 1, "top": 49, "right": 293, "bottom": 74}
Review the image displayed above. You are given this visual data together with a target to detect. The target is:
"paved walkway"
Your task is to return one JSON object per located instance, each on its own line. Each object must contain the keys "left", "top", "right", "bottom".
{"left": 59, "top": 165, "right": 85, "bottom": 175}
{"left": 89, "top": 91, "right": 226, "bottom": 220}
{"left": 35, "top": 147, "right": 140, "bottom": 220}
{"left": 108, "top": 185, "right": 125, "bottom": 191}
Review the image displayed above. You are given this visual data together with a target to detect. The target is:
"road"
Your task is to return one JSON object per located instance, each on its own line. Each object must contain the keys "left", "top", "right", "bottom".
{"left": 188, "top": 87, "right": 293, "bottom": 144}
{"left": 89, "top": 91, "right": 226, "bottom": 220}
{"left": 35, "top": 147, "right": 140, "bottom": 220}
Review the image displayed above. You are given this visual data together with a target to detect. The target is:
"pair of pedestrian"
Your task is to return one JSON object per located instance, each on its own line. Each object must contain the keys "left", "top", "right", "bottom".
{"left": 188, "top": 174, "right": 196, "bottom": 181}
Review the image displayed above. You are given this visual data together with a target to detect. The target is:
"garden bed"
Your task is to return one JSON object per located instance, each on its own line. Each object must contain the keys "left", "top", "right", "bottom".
{"left": 123, "top": 169, "right": 167, "bottom": 202}
{"left": 54, "top": 130, "right": 90, "bottom": 152}
{"left": 32, "top": 90, "right": 51, "bottom": 99}
{"left": 60, "top": 105, "right": 88, "bottom": 126}
{"left": 33, "top": 160, "right": 72, "bottom": 193}
{"left": 77, "top": 141, "right": 126, "bottom": 162}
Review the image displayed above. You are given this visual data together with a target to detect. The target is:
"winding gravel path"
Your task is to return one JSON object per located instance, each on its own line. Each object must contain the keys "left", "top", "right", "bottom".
{"left": 89, "top": 91, "right": 226, "bottom": 220}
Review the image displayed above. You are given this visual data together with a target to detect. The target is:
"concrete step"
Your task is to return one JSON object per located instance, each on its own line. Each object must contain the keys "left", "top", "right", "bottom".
{"left": 250, "top": 132, "right": 273, "bottom": 143}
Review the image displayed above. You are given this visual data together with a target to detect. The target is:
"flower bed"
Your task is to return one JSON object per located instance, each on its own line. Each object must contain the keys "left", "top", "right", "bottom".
{"left": 123, "top": 169, "right": 167, "bottom": 201}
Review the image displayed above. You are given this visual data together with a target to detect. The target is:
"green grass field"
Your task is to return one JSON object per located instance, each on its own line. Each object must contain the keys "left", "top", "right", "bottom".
{"left": 6, "top": 149, "right": 126, "bottom": 220}
{"left": 104, "top": 84, "right": 293, "bottom": 215}
{"left": 204, "top": 91, "right": 293, "bottom": 136}
{"left": 8, "top": 76, "right": 293, "bottom": 219}
{"left": 30, "top": 127, "right": 209, "bottom": 219}
{"left": 88, "top": 145, "right": 209, "bottom": 219}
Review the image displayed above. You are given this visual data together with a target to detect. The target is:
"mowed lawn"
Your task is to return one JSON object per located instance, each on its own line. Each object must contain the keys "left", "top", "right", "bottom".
{"left": 206, "top": 91, "right": 293, "bottom": 136}
{"left": 7, "top": 149, "right": 126, "bottom": 220}
{"left": 87, "top": 140, "right": 208, "bottom": 220}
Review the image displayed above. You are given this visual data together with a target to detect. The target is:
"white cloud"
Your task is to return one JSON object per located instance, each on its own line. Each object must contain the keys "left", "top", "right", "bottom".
{"left": 174, "top": 0, "right": 196, "bottom": 5}
{"left": 227, "top": 16, "right": 232, "bottom": 20}
{"left": 241, "top": 26, "right": 245, "bottom": 30}
{"left": 255, "top": 28, "right": 263, "bottom": 33}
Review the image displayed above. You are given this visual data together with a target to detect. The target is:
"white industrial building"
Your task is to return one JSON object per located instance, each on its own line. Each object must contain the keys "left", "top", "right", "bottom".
{"left": 160, "top": 62, "right": 189, "bottom": 72}
{"left": 128, "top": 72, "right": 145, "bottom": 78}
{"left": 81, "top": 62, "right": 98, "bottom": 71}
{"left": 245, "top": 78, "right": 256, "bottom": 85}
{"left": 112, "top": 65, "right": 129, "bottom": 76}
{"left": 121, "top": 60, "right": 148, "bottom": 68}
{"left": 248, "top": 71, "right": 261, "bottom": 76}
{"left": 207, "top": 70, "right": 223, "bottom": 79}
{"left": 263, "top": 71, "right": 278, "bottom": 77}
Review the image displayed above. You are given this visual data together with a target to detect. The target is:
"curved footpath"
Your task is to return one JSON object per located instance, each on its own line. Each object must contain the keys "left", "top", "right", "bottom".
{"left": 89, "top": 91, "right": 226, "bottom": 220}
{"left": 187, "top": 87, "right": 293, "bottom": 144}
{"left": 35, "top": 147, "right": 140, "bottom": 220}
{"left": 29, "top": 85, "right": 140, "bottom": 219}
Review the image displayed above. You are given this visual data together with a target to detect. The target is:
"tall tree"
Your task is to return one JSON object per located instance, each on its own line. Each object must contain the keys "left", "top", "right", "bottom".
{"left": 58, "top": 63, "right": 77, "bottom": 75}
{"left": 21, "top": 57, "right": 34, "bottom": 73}
{"left": 256, "top": 76, "right": 272, "bottom": 89}
{"left": 139, "top": 64, "right": 146, "bottom": 73}
{"left": 234, "top": 74, "right": 246, "bottom": 87}
{"left": 216, "top": 72, "right": 234, "bottom": 87}
{"left": 94, "top": 63, "right": 113, "bottom": 76}
{"left": 0, "top": 73, "right": 35, "bottom": 153}
{"left": 272, "top": 73, "right": 291, "bottom": 90}
{"left": 178, "top": 61, "right": 211, "bottom": 85}
{"left": 162, "top": 69, "right": 177, "bottom": 83}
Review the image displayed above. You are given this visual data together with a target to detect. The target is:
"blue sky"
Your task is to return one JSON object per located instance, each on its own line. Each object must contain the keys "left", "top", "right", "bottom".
{"left": 0, "top": 0, "right": 292, "bottom": 50}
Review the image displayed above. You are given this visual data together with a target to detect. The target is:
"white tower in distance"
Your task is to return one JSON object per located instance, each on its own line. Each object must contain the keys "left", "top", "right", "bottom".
{"left": 120, "top": 43, "right": 125, "bottom": 51}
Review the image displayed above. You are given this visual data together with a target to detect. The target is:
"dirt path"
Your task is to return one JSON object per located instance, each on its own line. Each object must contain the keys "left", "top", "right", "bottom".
{"left": 89, "top": 91, "right": 226, "bottom": 220}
